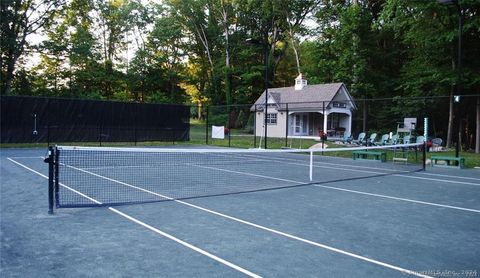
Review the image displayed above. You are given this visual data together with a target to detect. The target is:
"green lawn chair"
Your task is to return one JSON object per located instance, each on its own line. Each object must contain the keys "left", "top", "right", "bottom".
{"left": 338, "top": 133, "right": 353, "bottom": 144}
{"left": 385, "top": 134, "right": 399, "bottom": 145}
{"left": 367, "top": 133, "right": 377, "bottom": 146}
{"left": 378, "top": 134, "right": 389, "bottom": 145}
{"left": 352, "top": 132, "right": 366, "bottom": 145}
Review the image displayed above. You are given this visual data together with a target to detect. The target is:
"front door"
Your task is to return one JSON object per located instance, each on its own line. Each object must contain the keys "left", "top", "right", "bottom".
{"left": 293, "top": 113, "right": 308, "bottom": 135}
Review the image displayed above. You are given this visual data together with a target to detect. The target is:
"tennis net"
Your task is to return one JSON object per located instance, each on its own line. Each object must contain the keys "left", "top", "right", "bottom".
{"left": 45, "top": 143, "right": 425, "bottom": 212}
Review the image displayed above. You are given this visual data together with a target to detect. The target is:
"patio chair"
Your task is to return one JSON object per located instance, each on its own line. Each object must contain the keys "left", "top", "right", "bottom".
{"left": 367, "top": 133, "right": 377, "bottom": 146}
{"left": 431, "top": 138, "right": 443, "bottom": 152}
{"left": 351, "top": 132, "right": 366, "bottom": 145}
{"left": 385, "top": 134, "right": 399, "bottom": 145}
{"left": 415, "top": 136, "right": 425, "bottom": 144}
{"left": 413, "top": 135, "right": 425, "bottom": 150}
{"left": 378, "top": 134, "right": 389, "bottom": 145}
{"left": 338, "top": 133, "right": 353, "bottom": 144}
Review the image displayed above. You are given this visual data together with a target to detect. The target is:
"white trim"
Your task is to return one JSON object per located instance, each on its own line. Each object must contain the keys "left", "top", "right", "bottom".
{"left": 57, "top": 143, "right": 423, "bottom": 153}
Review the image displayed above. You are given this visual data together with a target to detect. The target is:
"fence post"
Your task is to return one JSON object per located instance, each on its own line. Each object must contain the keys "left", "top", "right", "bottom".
{"left": 285, "top": 103, "right": 289, "bottom": 147}
{"left": 322, "top": 101, "right": 326, "bottom": 149}
{"left": 134, "top": 104, "right": 138, "bottom": 146}
{"left": 422, "top": 141, "right": 427, "bottom": 171}
{"left": 228, "top": 105, "right": 231, "bottom": 148}
{"left": 205, "top": 106, "right": 209, "bottom": 145}
{"left": 47, "top": 125, "right": 50, "bottom": 146}
{"left": 253, "top": 105, "right": 257, "bottom": 148}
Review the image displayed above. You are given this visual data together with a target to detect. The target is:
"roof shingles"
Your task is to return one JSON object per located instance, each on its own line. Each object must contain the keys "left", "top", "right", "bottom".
{"left": 251, "top": 83, "right": 346, "bottom": 111}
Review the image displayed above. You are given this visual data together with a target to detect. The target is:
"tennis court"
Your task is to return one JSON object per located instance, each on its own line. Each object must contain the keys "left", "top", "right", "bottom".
{"left": 1, "top": 146, "right": 479, "bottom": 277}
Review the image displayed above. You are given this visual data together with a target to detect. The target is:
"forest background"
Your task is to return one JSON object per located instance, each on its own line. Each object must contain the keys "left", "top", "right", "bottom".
{"left": 1, "top": 0, "right": 479, "bottom": 151}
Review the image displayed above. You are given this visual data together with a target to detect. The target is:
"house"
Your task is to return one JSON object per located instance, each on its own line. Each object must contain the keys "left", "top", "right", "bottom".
{"left": 251, "top": 74, "right": 357, "bottom": 139}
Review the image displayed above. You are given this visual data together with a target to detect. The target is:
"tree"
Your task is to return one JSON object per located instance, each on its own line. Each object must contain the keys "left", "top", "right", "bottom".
{"left": 130, "top": 6, "right": 187, "bottom": 103}
{"left": 1, "top": 0, "right": 63, "bottom": 95}
{"left": 307, "top": 0, "right": 384, "bottom": 131}
{"left": 282, "top": 0, "right": 319, "bottom": 75}
{"left": 381, "top": 0, "right": 480, "bottom": 151}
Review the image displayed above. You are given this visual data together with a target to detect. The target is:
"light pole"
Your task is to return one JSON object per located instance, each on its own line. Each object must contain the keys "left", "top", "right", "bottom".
{"left": 246, "top": 38, "right": 269, "bottom": 149}
{"left": 438, "top": 0, "right": 462, "bottom": 158}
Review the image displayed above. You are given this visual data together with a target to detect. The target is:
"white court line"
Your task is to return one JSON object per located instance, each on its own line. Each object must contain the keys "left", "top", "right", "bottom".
{"left": 194, "top": 165, "right": 480, "bottom": 213}
{"left": 241, "top": 153, "right": 406, "bottom": 173}
{"left": 394, "top": 174, "right": 480, "bottom": 187}
{"left": 7, "top": 156, "right": 46, "bottom": 159}
{"left": 7, "top": 157, "right": 49, "bottom": 179}
{"left": 7, "top": 157, "right": 100, "bottom": 204}
{"left": 416, "top": 172, "right": 480, "bottom": 182}
{"left": 26, "top": 151, "right": 480, "bottom": 184}
{"left": 313, "top": 185, "right": 480, "bottom": 214}
{"left": 239, "top": 153, "right": 480, "bottom": 187}
{"left": 6, "top": 158, "right": 262, "bottom": 278}
{"left": 59, "top": 162, "right": 432, "bottom": 278}
{"left": 25, "top": 149, "right": 474, "bottom": 185}
{"left": 10, "top": 156, "right": 468, "bottom": 277}
{"left": 108, "top": 208, "right": 262, "bottom": 278}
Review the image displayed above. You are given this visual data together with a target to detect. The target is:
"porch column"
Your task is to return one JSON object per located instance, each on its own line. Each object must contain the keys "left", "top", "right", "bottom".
{"left": 323, "top": 112, "right": 328, "bottom": 134}
{"left": 346, "top": 112, "right": 352, "bottom": 136}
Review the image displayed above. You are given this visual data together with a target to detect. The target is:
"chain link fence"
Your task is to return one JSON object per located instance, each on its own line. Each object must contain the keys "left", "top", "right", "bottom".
{"left": 194, "top": 95, "right": 479, "bottom": 152}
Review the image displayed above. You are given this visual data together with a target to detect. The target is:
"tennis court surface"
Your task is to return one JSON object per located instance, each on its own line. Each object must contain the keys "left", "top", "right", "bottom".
{"left": 1, "top": 146, "right": 479, "bottom": 277}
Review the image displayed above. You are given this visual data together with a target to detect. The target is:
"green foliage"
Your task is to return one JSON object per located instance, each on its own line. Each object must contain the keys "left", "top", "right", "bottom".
{"left": 245, "top": 113, "right": 254, "bottom": 133}
{"left": 209, "top": 113, "right": 229, "bottom": 126}
{"left": 2, "top": 0, "right": 479, "bottom": 152}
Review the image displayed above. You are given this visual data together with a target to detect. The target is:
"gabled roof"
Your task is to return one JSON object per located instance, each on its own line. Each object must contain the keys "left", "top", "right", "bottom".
{"left": 251, "top": 83, "right": 356, "bottom": 111}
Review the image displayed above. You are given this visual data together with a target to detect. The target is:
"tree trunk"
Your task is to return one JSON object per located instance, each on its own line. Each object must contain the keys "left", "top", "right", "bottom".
{"left": 3, "top": 34, "right": 25, "bottom": 95}
{"left": 362, "top": 99, "right": 367, "bottom": 132}
{"left": 287, "top": 21, "right": 301, "bottom": 75}
{"left": 221, "top": 0, "right": 232, "bottom": 106}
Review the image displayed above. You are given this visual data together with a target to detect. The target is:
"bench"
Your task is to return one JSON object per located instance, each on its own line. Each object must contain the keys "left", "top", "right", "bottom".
{"left": 431, "top": 156, "right": 465, "bottom": 169}
{"left": 352, "top": 150, "right": 386, "bottom": 162}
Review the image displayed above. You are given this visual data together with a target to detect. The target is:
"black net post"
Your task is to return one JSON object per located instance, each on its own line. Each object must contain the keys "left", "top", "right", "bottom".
{"left": 44, "top": 146, "right": 55, "bottom": 214}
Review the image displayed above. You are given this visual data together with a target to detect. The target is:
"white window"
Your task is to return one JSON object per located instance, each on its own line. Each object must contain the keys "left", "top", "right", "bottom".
{"left": 332, "top": 102, "right": 347, "bottom": 108}
{"left": 266, "top": 113, "right": 277, "bottom": 125}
